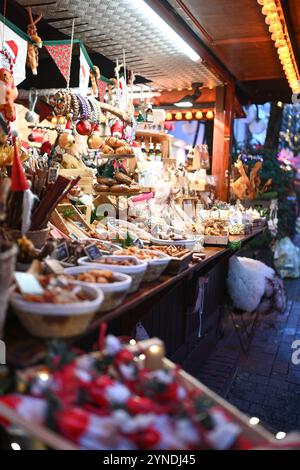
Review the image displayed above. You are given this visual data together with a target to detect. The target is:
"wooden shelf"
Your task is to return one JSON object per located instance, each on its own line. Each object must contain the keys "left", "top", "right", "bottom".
{"left": 135, "top": 130, "right": 171, "bottom": 140}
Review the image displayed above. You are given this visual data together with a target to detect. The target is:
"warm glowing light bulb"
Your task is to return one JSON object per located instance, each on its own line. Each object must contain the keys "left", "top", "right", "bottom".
{"left": 195, "top": 111, "right": 203, "bottom": 119}
{"left": 265, "top": 12, "right": 279, "bottom": 25}
{"left": 175, "top": 112, "right": 182, "bottom": 120}
{"left": 262, "top": 3, "right": 276, "bottom": 15}
{"left": 275, "top": 432, "right": 286, "bottom": 440}
{"left": 185, "top": 111, "right": 193, "bottom": 120}
{"left": 11, "top": 443, "right": 21, "bottom": 450}
{"left": 166, "top": 112, "right": 173, "bottom": 120}
{"left": 206, "top": 110, "right": 214, "bottom": 119}
{"left": 249, "top": 417, "right": 260, "bottom": 425}
{"left": 269, "top": 23, "right": 282, "bottom": 34}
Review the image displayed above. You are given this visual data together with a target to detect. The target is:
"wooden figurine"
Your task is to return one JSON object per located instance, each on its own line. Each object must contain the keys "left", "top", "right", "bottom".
{"left": 26, "top": 7, "right": 43, "bottom": 75}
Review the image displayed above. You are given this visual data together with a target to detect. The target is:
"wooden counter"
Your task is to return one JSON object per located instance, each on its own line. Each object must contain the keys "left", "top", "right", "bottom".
{"left": 4, "top": 230, "right": 263, "bottom": 368}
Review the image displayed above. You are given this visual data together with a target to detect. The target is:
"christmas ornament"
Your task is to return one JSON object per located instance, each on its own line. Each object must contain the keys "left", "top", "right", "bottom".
{"left": 58, "top": 117, "right": 76, "bottom": 149}
{"left": 40, "top": 141, "right": 52, "bottom": 156}
{"left": 87, "top": 128, "right": 103, "bottom": 150}
{"left": 76, "top": 119, "right": 92, "bottom": 136}
{"left": 111, "top": 120, "right": 123, "bottom": 139}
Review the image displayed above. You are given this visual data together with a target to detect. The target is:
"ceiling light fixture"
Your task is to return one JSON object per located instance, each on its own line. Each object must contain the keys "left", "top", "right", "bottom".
{"left": 174, "top": 82, "right": 203, "bottom": 107}
{"left": 258, "top": 0, "right": 300, "bottom": 93}
{"left": 132, "top": 0, "right": 200, "bottom": 62}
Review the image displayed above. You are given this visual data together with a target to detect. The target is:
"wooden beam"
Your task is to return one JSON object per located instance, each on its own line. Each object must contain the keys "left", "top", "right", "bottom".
{"left": 212, "top": 84, "right": 235, "bottom": 201}
{"left": 213, "top": 36, "right": 270, "bottom": 46}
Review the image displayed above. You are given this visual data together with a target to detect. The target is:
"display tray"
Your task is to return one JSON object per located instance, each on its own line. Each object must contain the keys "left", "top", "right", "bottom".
{"left": 204, "top": 234, "right": 229, "bottom": 246}
{"left": 3, "top": 337, "right": 274, "bottom": 450}
{"left": 99, "top": 153, "right": 135, "bottom": 160}
{"left": 165, "top": 251, "right": 193, "bottom": 274}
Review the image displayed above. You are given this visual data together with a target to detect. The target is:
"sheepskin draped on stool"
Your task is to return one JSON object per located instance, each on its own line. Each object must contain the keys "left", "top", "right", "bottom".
{"left": 227, "top": 256, "right": 286, "bottom": 315}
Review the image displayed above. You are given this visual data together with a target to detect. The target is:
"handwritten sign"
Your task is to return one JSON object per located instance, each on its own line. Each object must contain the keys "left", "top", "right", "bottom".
{"left": 53, "top": 242, "right": 69, "bottom": 262}
{"left": 85, "top": 243, "right": 102, "bottom": 261}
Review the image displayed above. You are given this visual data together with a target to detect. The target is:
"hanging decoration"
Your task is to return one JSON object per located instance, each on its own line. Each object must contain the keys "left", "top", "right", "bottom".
{"left": 0, "top": 66, "right": 18, "bottom": 122}
{"left": 45, "top": 44, "right": 72, "bottom": 83}
{"left": 26, "top": 7, "right": 42, "bottom": 76}
{"left": 79, "top": 45, "right": 90, "bottom": 97}
{"left": 0, "top": 17, "right": 27, "bottom": 86}
{"left": 258, "top": 0, "right": 300, "bottom": 94}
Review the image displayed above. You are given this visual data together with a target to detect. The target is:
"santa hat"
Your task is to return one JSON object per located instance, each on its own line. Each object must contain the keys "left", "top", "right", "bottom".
{"left": 5, "top": 40, "right": 18, "bottom": 63}
{"left": 11, "top": 136, "right": 29, "bottom": 191}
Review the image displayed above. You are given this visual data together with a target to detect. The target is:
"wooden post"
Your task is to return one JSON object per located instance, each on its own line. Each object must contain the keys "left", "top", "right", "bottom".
{"left": 212, "top": 84, "right": 235, "bottom": 201}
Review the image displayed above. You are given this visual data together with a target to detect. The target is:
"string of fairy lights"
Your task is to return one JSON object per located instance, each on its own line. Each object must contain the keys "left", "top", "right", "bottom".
{"left": 165, "top": 110, "right": 214, "bottom": 121}
{"left": 257, "top": 0, "right": 300, "bottom": 94}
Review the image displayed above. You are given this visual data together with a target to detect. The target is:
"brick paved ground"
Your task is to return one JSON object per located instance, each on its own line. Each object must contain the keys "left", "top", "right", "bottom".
{"left": 194, "top": 277, "right": 300, "bottom": 434}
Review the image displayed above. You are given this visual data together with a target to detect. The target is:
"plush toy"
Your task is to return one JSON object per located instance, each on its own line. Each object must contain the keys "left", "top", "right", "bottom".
{"left": 0, "top": 68, "right": 18, "bottom": 122}
{"left": 26, "top": 7, "right": 43, "bottom": 75}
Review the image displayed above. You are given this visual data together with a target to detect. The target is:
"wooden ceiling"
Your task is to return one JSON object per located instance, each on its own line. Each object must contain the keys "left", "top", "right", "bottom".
{"left": 166, "top": 0, "right": 300, "bottom": 103}
{"left": 5, "top": 0, "right": 300, "bottom": 104}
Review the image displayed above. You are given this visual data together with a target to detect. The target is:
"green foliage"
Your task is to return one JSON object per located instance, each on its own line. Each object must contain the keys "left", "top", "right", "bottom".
{"left": 61, "top": 207, "right": 76, "bottom": 219}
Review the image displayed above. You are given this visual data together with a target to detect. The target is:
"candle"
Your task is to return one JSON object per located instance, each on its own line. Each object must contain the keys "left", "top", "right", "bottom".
{"left": 144, "top": 341, "right": 165, "bottom": 370}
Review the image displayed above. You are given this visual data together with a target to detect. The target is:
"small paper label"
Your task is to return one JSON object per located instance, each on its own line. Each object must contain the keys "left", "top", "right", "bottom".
{"left": 15, "top": 272, "right": 44, "bottom": 296}
{"left": 48, "top": 167, "right": 58, "bottom": 183}
{"left": 133, "top": 238, "right": 144, "bottom": 249}
{"left": 85, "top": 243, "right": 102, "bottom": 261}
{"left": 44, "top": 259, "right": 64, "bottom": 275}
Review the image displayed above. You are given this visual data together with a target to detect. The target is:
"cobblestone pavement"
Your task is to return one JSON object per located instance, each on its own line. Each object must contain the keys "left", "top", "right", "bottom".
{"left": 195, "top": 278, "right": 300, "bottom": 434}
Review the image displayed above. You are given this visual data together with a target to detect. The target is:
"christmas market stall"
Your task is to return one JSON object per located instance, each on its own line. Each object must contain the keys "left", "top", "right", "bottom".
{"left": 0, "top": 0, "right": 299, "bottom": 451}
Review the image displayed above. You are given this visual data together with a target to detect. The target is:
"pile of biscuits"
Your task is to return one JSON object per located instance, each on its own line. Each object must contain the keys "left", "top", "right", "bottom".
{"left": 94, "top": 171, "right": 140, "bottom": 194}
{"left": 101, "top": 137, "right": 134, "bottom": 156}
{"left": 204, "top": 220, "right": 228, "bottom": 236}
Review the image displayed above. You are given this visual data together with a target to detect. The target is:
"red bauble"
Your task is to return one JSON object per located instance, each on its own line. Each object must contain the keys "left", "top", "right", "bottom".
{"left": 156, "top": 382, "right": 180, "bottom": 403}
{"left": 76, "top": 120, "right": 92, "bottom": 136}
{"left": 127, "top": 396, "right": 156, "bottom": 415}
{"left": 114, "top": 349, "right": 134, "bottom": 365}
{"left": 135, "top": 427, "right": 160, "bottom": 449}
{"left": 56, "top": 407, "right": 89, "bottom": 442}
{"left": 88, "top": 375, "right": 114, "bottom": 407}
{"left": 40, "top": 141, "right": 52, "bottom": 156}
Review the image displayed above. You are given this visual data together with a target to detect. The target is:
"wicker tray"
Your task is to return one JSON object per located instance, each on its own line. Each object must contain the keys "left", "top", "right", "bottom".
{"left": 2, "top": 338, "right": 277, "bottom": 450}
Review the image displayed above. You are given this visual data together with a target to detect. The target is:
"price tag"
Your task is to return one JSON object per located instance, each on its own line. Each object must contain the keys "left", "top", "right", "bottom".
{"left": 15, "top": 272, "right": 44, "bottom": 296}
{"left": 133, "top": 238, "right": 144, "bottom": 249}
{"left": 85, "top": 243, "right": 103, "bottom": 261}
{"left": 48, "top": 167, "right": 58, "bottom": 183}
{"left": 44, "top": 259, "right": 64, "bottom": 275}
{"left": 53, "top": 242, "right": 69, "bottom": 262}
